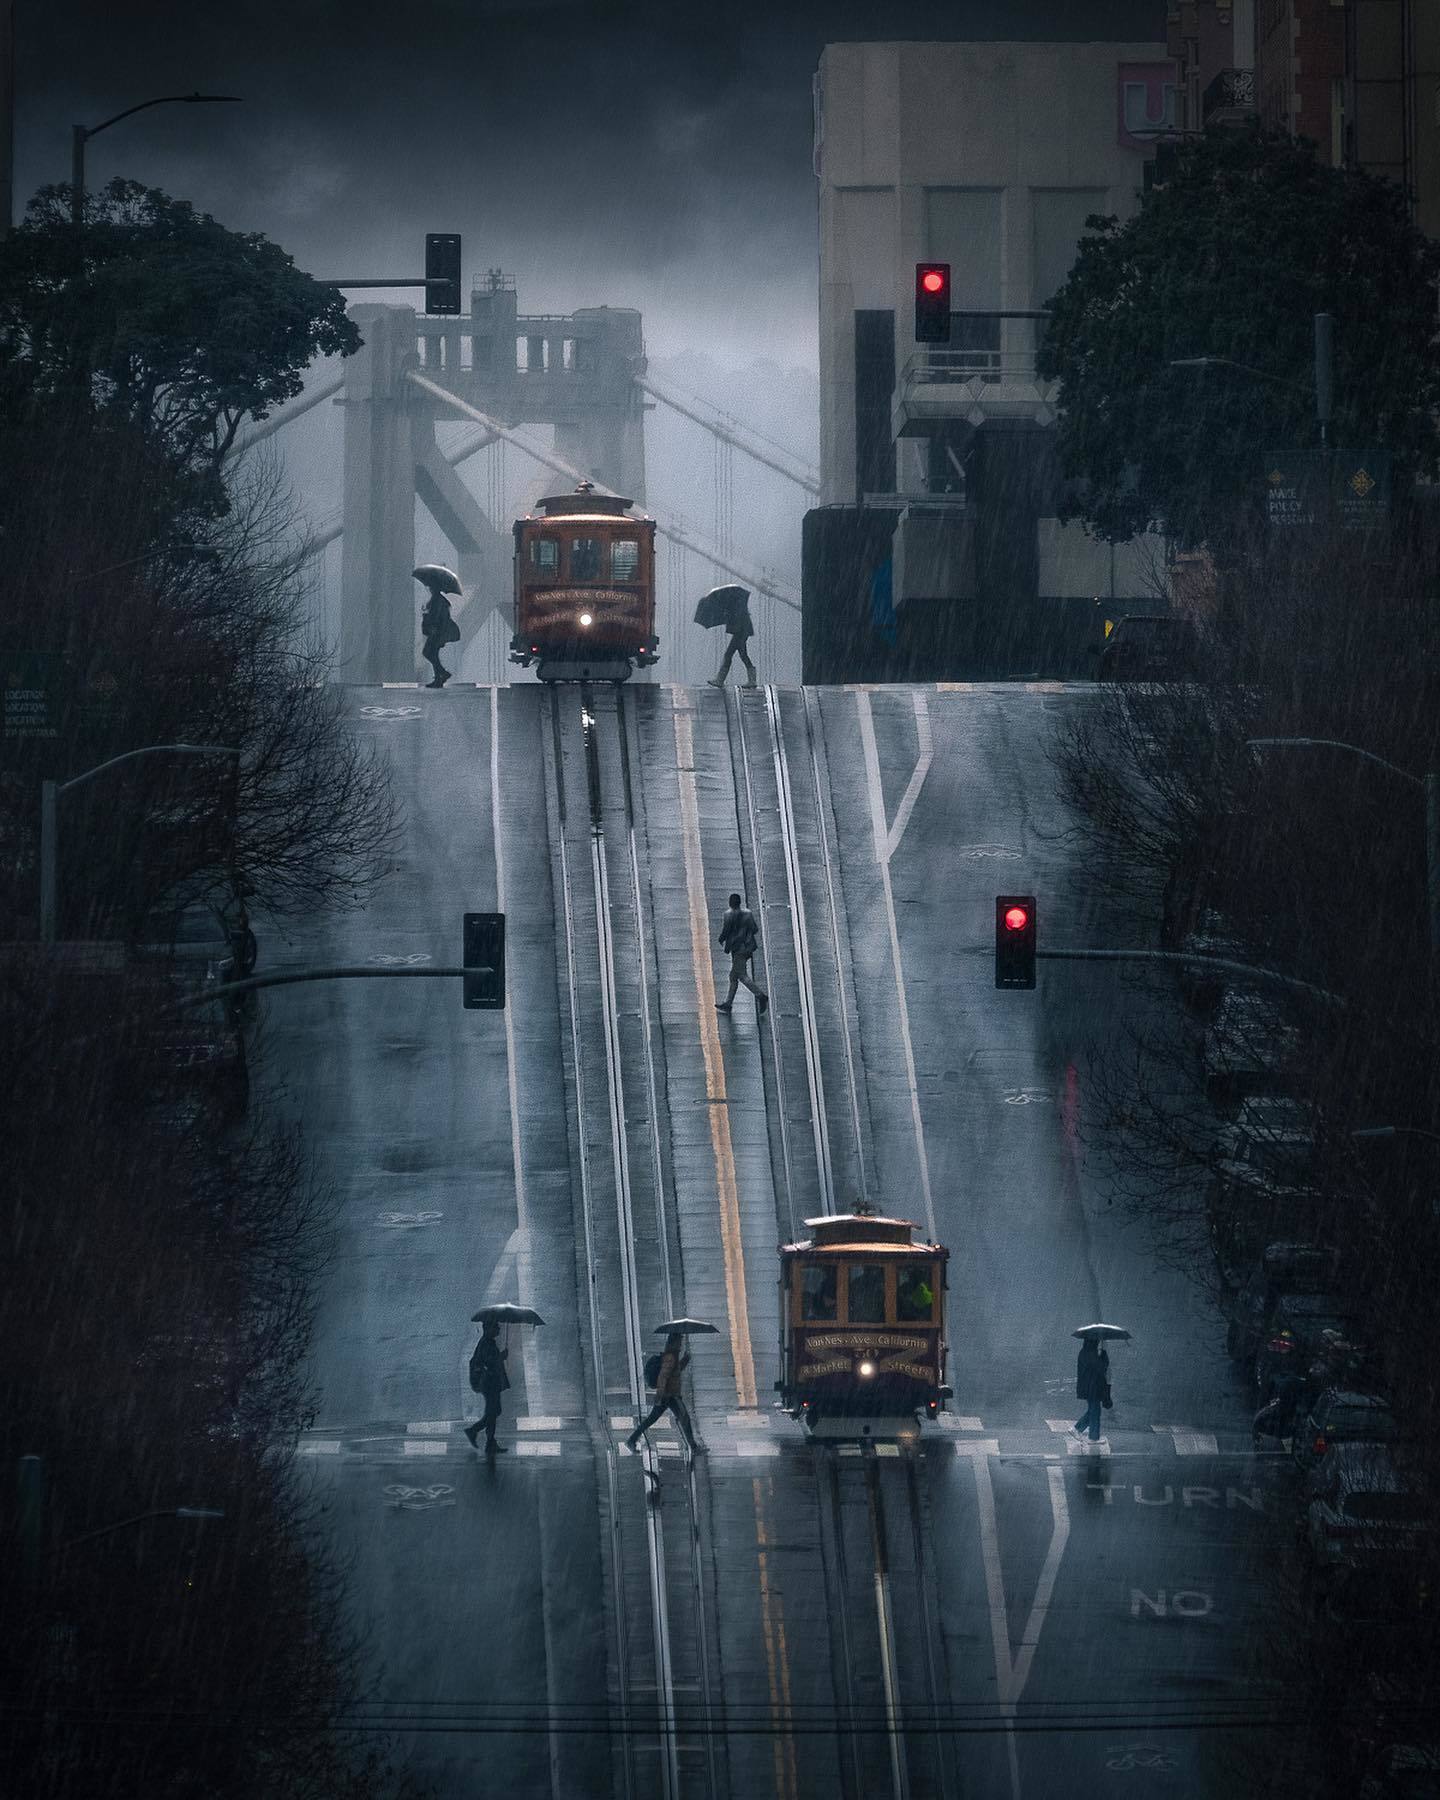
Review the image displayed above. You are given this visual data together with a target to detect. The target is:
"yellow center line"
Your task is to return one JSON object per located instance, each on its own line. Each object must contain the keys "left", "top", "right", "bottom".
{"left": 753, "top": 1478, "right": 799, "bottom": 1800}
{"left": 672, "top": 699, "right": 757, "bottom": 1409}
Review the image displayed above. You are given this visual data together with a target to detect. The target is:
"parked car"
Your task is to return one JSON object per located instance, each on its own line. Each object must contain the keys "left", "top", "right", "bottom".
{"left": 1252, "top": 1292, "right": 1364, "bottom": 1400}
{"left": 1294, "top": 1389, "right": 1403, "bottom": 1483}
{"left": 1225, "top": 1241, "right": 1340, "bottom": 1365}
{"left": 1175, "top": 908, "right": 1250, "bottom": 1015}
{"left": 1095, "top": 613, "right": 1199, "bottom": 683}
{"left": 1358, "top": 1742, "right": 1440, "bottom": 1800}
{"left": 1207, "top": 1098, "right": 1326, "bottom": 1287}
{"left": 1305, "top": 1443, "right": 1433, "bottom": 1579}
{"left": 1203, "top": 992, "right": 1302, "bottom": 1109}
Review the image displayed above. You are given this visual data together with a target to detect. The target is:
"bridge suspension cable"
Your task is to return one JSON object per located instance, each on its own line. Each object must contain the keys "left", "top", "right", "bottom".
{"left": 405, "top": 370, "right": 800, "bottom": 612}
{"left": 636, "top": 372, "right": 820, "bottom": 495}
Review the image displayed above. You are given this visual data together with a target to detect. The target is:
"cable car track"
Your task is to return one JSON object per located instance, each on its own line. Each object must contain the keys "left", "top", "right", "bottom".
{"left": 545, "top": 683, "right": 722, "bottom": 1800}
{"left": 728, "top": 687, "right": 950, "bottom": 1800}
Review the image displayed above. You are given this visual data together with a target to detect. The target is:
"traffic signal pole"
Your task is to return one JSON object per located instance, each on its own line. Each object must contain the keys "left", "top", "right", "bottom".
{"left": 172, "top": 965, "right": 493, "bottom": 1009}
{"left": 1033, "top": 947, "right": 1344, "bottom": 1010}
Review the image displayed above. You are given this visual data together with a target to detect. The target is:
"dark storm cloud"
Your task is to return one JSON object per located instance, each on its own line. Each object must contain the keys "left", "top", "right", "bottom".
{"left": 14, "top": 0, "right": 1163, "bottom": 359}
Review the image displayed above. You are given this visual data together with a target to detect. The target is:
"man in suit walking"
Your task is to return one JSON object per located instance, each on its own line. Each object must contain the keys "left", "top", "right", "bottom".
{"left": 716, "top": 892, "right": 768, "bottom": 1015}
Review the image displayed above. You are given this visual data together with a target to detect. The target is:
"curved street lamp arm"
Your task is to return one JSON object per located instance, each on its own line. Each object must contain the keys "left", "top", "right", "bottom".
{"left": 1246, "top": 736, "right": 1422, "bottom": 789}
{"left": 81, "top": 93, "right": 242, "bottom": 142}
{"left": 57, "top": 743, "right": 240, "bottom": 798}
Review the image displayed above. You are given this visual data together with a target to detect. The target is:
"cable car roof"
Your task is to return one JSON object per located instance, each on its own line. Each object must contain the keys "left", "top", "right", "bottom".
{"left": 783, "top": 1212, "right": 945, "bottom": 1255}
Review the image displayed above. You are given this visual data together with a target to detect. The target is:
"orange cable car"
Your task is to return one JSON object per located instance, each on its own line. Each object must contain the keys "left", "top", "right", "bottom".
{"left": 777, "top": 1206, "right": 951, "bottom": 1440}
{"left": 510, "top": 481, "right": 659, "bottom": 683}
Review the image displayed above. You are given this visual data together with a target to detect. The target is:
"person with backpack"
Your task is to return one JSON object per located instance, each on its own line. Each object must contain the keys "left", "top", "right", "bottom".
{"left": 626, "top": 1332, "right": 701, "bottom": 1455}
{"left": 465, "top": 1318, "right": 510, "bottom": 1453}
{"left": 716, "top": 892, "right": 768, "bottom": 1016}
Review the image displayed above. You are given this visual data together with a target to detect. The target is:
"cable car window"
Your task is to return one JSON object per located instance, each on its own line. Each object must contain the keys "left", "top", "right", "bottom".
{"left": 897, "top": 1266, "right": 935, "bottom": 1321}
{"left": 529, "top": 537, "right": 559, "bottom": 572}
{"left": 801, "top": 1264, "right": 837, "bottom": 1321}
{"left": 611, "top": 538, "right": 640, "bottom": 581}
{"left": 847, "top": 1264, "right": 886, "bottom": 1324}
{"left": 569, "top": 537, "right": 603, "bottom": 581}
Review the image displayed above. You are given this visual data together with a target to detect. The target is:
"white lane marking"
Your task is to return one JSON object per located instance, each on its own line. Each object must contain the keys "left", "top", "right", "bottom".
{"left": 376, "top": 1210, "right": 444, "bottom": 1228}
{"left": 1002, "top": 1089, "right": 1051, "bottom": 1105}
{"left": 729, "top": 1441, "right": 781, "bottom": 1457}
{"left": 491, "top": 691, "right": 542, "bottom": 1411}
{"left": 516, "top": 1441, "right": 562, "bottom": 1457}
{"left": 609, "top": 1415, "right": 634, "bottom": 1431}
{"left": 935, "top": 1415, "right": 986, "bottom": 1431}
{"left": 958, "top": 1443, "right": 1069, "bottom": 1800}
{"left": 297, "top": 1439, "right": 342, "bottom": 1455}
{"left": 407, "top": 1421, "right": 452, "bottom": 1435}
{"left": 368, "top": 951, "right": 433, "bottom": 965}
{"left": 384, "top": 1483, "right": 454, "bottom": 1509}
{"left": 518, "top": 1416, "right": 565, "bottom": 1432}
{"left": 727, "top": 1413, "right": 771, "bottom": 1430}
{"left": 856, "top": 691, "right": 937, "bottom": 1245}
{"left": 403, "top": 1439, "right": 449, "bottom": 1456}
{"left": 881, "top": 690, "right": 934, "bottom": 862}
{"left": 956, "top": 844, "right": 1023, "bottom": 860}
{"left": 875, "top": 1443, "right": 901, "bottom": 1458}
{"left": 1065, "top": 1437, "right": 1111, "bottom": 1455}
{"left": 1171, "top": 1430, "right": 1220, "bottom": 1456}
{"left": 358, "top": 704, "right": 423, "bottom": 719}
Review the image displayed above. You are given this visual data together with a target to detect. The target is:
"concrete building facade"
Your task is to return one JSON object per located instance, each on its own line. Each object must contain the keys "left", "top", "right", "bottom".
{"left": 807, "top": 39, "right": 1171, "bottom": 682}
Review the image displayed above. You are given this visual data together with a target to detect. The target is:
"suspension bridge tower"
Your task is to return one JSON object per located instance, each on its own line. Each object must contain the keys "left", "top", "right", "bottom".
{"left": 338, "top": 275, "right": 648, "bottom": 684}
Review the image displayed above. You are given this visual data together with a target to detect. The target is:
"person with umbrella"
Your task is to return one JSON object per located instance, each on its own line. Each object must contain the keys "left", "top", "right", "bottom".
{"left": 626, "top": 1319, "right": 715, "bottom": 1457}
{"left": 1072, "top": 1324, "right": 1127, "bottom": 1442}
{"left": 694, "top": 584, "right": 758, "bottom": 690}
{"left": 464, "top": 1303, "right": 544, "bottom": 1454}
{"left": 415, "top": 564, "right": 463, "bottom": 689}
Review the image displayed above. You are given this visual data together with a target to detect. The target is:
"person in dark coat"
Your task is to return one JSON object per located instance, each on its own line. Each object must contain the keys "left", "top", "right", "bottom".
{"left": 626, "top": 1332, "right": 701, "bottom": 1455}
{"left": 716, "top": 892, "right": 768, "bottom": 1014}
{"left": 1073, "top": 1333, "right": 1110, "bottom": 1441}
{"left": 708, "top": 592, "right": 757, "bottom": 689}
{"left": 419, "top": 583, "right": 461, "bottom": 688}
{"left": 465, "top": 1319, "right": 510, "bottom": 1453}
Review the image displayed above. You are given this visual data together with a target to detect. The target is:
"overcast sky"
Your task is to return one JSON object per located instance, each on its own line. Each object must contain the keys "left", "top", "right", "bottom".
{"left": 16, "top": 0, "right": 1162, "bottom": 368}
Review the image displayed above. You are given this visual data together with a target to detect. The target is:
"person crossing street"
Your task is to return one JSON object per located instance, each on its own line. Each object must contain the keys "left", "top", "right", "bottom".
{"left": 716, "top": 892, "right": 768, "bottom": 1015}
{"left": 627, "top": 1332, "right": 702, "bottom": 1455}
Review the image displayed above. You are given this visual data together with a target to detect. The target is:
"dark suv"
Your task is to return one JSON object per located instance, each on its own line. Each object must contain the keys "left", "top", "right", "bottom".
{"left": 1095, "top": 614, "right": 1199, "bottom": 683}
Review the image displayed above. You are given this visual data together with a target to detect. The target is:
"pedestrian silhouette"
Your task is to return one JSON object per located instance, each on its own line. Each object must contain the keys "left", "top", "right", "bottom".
{"left": 1073, "top": 1332, "right": 1110, "bottom": 1441}
{"left": 708, "top": 590, "right": 757, "bottom": 689}
{"left": 716, "top": 892, "right": 768, "bottom": 1015}
{"left": 627, "top": 1332, "right": 702, "bottom": 1455}
{"left": 417, "top": 570, "right": 462, "bottom": 688}
{"left": 466, "top": 1318, "right": 510, "bottom": 1453}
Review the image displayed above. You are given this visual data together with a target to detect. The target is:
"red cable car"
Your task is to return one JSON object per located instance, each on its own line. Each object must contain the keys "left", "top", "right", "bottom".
{"left": 510, "top": 482, "right": 659, "bottom": 682}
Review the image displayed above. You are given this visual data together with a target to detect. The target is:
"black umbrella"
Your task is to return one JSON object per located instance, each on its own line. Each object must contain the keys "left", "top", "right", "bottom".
{"left": 414, "top": 563, "right": 462, "bottom": 595}
{"left": 653, "top": 1318, "right": 719, "bottom": 1336}
{"left": 471, "top": 1304, "right": 546, "bottom": 1326}
{"left": 693, "top": 585, "right": 749, "bottom": 631}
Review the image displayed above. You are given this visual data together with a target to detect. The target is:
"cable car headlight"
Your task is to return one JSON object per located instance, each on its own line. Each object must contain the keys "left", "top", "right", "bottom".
{"left": 858, "top": 1359, "right": 876, "bottom": 1379}
{"left": 579, "top": 611, "right": 593, "bottom": 628}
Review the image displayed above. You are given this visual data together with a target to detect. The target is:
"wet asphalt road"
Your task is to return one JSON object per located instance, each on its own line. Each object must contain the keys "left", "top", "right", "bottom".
{"left": 260, "top": 681, "right": 1284, "bottom": 1800}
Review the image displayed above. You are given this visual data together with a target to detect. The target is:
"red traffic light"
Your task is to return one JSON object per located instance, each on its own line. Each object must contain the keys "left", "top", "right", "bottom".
{"left": 994, "top": 894, "right": 1037, "bottom": 990}
{"left": 1003, "top": 905, "right": 1030, "bottom": 932}
{"left": 915, "top": 263, "right": 951, "bottom": 343}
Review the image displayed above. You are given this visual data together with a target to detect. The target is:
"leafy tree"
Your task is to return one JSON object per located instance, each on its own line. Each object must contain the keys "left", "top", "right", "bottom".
{"left": 0, "top": 180, "right": 359, "bottom": 504}
{"left": 1037, "top": 128, "right": 1440, "bottom": 546}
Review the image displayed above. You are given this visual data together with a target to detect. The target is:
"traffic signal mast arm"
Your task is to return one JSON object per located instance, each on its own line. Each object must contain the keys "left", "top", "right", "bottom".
{"left": 1033, "top": 947, "right": 1344, "bottom": 1010}
{"left": 173, "top": 966, "right": 490, "bottom": 1008}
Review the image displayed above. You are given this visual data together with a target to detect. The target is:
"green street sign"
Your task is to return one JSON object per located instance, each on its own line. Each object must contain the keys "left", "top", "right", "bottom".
{"left": 1265, "top": 449, "right": 1391, "bottom": 534}
{"left": 2, "top": 652, "right": 65, "bottom": 741}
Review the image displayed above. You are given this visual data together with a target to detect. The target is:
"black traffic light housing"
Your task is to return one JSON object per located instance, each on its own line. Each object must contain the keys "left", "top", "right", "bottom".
{"left": 463, "top": 911, "right": 505, "bottom": 1008}
{"left": 995, "top": 896, "right": 1036, "bottom": 990}
{"left": 915, "top": 262, "right": 951, "bottom": 343}
{"left": 425, "top": 234, "right": 462, "bottom": 315}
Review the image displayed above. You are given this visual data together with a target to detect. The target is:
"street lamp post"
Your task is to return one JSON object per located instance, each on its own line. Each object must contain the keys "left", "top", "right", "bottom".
{"left": 39, "top": 743, "right": 240, "bottom": 944}
{"left": 1169, "top": 312, "right": 1334, "bottom": 444}
{"left": 1247, "top": 736, "right": 1440, "bottom": 1012}
{"left": 71, "top": 92, "right": 241, "bottom": 228}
